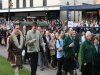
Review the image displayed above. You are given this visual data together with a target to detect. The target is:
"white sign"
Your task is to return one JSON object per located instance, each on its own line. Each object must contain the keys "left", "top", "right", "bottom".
{"left": 68, "top": 21, "right": 74, "bottom": 27}
{"left": 6, "top": 21, "right": 14, "bottom": 30}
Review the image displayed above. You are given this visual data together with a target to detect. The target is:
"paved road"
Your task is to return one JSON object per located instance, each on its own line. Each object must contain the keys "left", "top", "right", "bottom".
{"left": 0, "top": 45, "right": 56, "bottom": 75}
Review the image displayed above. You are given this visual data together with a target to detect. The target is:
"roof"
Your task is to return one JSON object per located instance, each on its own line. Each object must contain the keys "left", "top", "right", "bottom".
{"left": 61, "top": 4, "right": 100, "bottom": 11}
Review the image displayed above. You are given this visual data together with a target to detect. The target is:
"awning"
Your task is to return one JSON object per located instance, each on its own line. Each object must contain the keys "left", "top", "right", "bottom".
{"left": 20, "top": 21, "right": 48, "bottom": 27}
{"left": 0, "top": 6, "right": 60, "bottom": 13}
{"left": 61, "top": 4, "right": 100, "bottom": 11}
{"left": 0, "top": 4, "right": 100, "bottom": 13}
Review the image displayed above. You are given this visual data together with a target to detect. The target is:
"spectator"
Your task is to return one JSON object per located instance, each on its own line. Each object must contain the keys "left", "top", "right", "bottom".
{"left": 63, "top": 28, "right": 74, "bottom": 75}
{"left": 22, "top": 25, "right": 28, "bottom": 64}
{"left": 80, "top": 31, "right": 96, "bottom": 75}
{"left": 37, "top": 26, "right": 46, "bottom": 71}
{"left": 81, "top": 31, "right": 86, "bottom": 44}
{"left": 56, "top": 30, "right": 64, "bottom": 75}
{"left": 49, "top": 33, "right": 57, "bottom": 68}
{"left": 43, "top": 30, "right": 51, "bottom": 68}
{"left": 93, "top": 36, "right": 100, "bottom": 75}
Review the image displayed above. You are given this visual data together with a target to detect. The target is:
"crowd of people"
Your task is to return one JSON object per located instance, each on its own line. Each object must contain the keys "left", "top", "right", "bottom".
{"left": 0, "top": 19, "right": 100, "bottom": 75}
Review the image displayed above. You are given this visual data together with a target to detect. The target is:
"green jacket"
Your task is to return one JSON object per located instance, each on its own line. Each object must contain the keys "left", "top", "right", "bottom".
{"left": 80, "top": 40, "right": 96, "bottom": 64}
{"left": 63, "top": 35, "right": 74, "bottom": 59}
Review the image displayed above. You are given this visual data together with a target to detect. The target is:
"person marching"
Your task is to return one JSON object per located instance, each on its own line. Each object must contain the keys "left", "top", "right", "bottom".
{"left": 26, "top": 21, "right": 44, "bottom": 75}
{"left": 7, "top": 24, "right": 23, "bottom": 75}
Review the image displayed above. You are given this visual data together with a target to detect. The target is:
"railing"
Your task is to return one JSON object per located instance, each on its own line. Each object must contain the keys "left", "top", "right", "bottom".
{"left": 73, "top": 26, "right": 100, "bottom": 33}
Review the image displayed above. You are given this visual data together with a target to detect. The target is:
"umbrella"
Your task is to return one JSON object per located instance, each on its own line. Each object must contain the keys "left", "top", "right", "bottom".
{"left": 20, "top": 22, "right": 32, "bottom": 26}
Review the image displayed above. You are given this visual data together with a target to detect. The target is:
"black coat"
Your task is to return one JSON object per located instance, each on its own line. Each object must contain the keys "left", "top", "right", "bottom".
{"left": 73, "top": 34, "right": 80, "bottom": 54}
{"left": 43, "top": 35, "right": 51, "bottom": 49}
{"left": 94, "top": 44, "right": 100, "bottom": 65}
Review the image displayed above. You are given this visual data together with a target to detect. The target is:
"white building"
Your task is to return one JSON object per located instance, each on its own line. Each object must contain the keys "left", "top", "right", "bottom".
{"left": 0, "top": 0, "right": 97, "bottom": 21}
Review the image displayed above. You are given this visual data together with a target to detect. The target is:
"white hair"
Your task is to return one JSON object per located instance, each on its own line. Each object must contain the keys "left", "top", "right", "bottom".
{"left": 86, "top": 31, "right": 92, "bottom": 37}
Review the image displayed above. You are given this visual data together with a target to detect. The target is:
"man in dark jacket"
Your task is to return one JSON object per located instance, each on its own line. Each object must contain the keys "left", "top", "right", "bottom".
{"left": 43, "top": 30, "right": 51, "bottom": 67}
{"left": 63, "top": 28, "right": 74, "bottom": 75}
{"left": 72, "top": 30, "right": 80, "bottom": 74}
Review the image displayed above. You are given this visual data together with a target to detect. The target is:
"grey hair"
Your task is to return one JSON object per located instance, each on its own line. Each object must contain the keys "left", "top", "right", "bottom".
{"left": 86, "top": 31, "right": 92, "bottom": 37}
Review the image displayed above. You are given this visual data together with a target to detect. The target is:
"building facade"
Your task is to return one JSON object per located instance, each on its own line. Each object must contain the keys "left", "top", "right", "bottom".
{"left": 95, "top": 0, "right": 100, "bottom": 4}
{"left": 0, "top": 0, "right": 99, "bottom": 21}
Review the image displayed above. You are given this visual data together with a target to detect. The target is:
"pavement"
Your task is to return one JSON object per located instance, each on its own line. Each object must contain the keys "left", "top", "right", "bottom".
{"left": 0, "top": 45, "right": 56, "bottom": 75}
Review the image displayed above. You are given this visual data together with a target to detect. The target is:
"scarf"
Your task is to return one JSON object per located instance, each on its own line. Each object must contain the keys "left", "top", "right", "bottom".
{"left": 10, "top": 30, "right": 23, "bottom": 49}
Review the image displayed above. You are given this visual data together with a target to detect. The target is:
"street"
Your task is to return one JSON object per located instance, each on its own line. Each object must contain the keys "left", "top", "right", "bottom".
{"left": 0, "top": 45, "right": 56, "bottom": 75}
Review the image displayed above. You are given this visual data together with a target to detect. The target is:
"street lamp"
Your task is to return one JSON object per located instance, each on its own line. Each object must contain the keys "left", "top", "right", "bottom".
{"left": 74, "top": 0, "right": 76, "bottom": 21}
{"left": 44, "top": 7, "right": 48, "bottom": 20}
{"left": 8, "top": 0, "right": 13, "bottom": 22}
{"left": 66, "top": 2, "right": 70, "bottom": 21}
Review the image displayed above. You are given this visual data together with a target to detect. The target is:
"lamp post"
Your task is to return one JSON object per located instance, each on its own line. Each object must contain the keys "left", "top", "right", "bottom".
{"left": 44, "top": 0, "right": 47, "bottom": 20}
{"left": 66, "top": 2, "right": 70, "bottom": 21}
{"left": 8, "top": 0, "right": 10, "bottom": 21}
{"left": 74, "top": 0, "right": 76, "bottom": 21}
{"left": 8, "top": 0, "right": 13, "bottom": 23}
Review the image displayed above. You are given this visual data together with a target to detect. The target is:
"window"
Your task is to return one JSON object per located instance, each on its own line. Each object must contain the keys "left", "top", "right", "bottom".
{"left": 23, "top": 0, "right": 26, "bottom": 8}
{"left": 0, "top": 0, "right": 2, "bottom": 9}
{"left": 9, "top": 0, "right": 13, "bottom": 8}
{"left": 30, "top": 0, "right": 33, "bottom": 7}
{"left": 16, "top": 0, "right": 19, "bottom": 8}
{"left": 43, "top": 0, "right": 47, "bottom": 6}
{"left": 66, "top": 2, "right": 69, "bottom": 5}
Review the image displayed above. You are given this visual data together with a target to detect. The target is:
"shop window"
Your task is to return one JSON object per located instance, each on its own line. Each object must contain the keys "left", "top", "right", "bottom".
{"left": 30, "top": 0, "right": 33, "bottom": 7}
{"left": 43, "top": 0, "right": 47, "bottom": 6}
{"left": 23, "top": 0, "right": 26, "bottom": 8}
